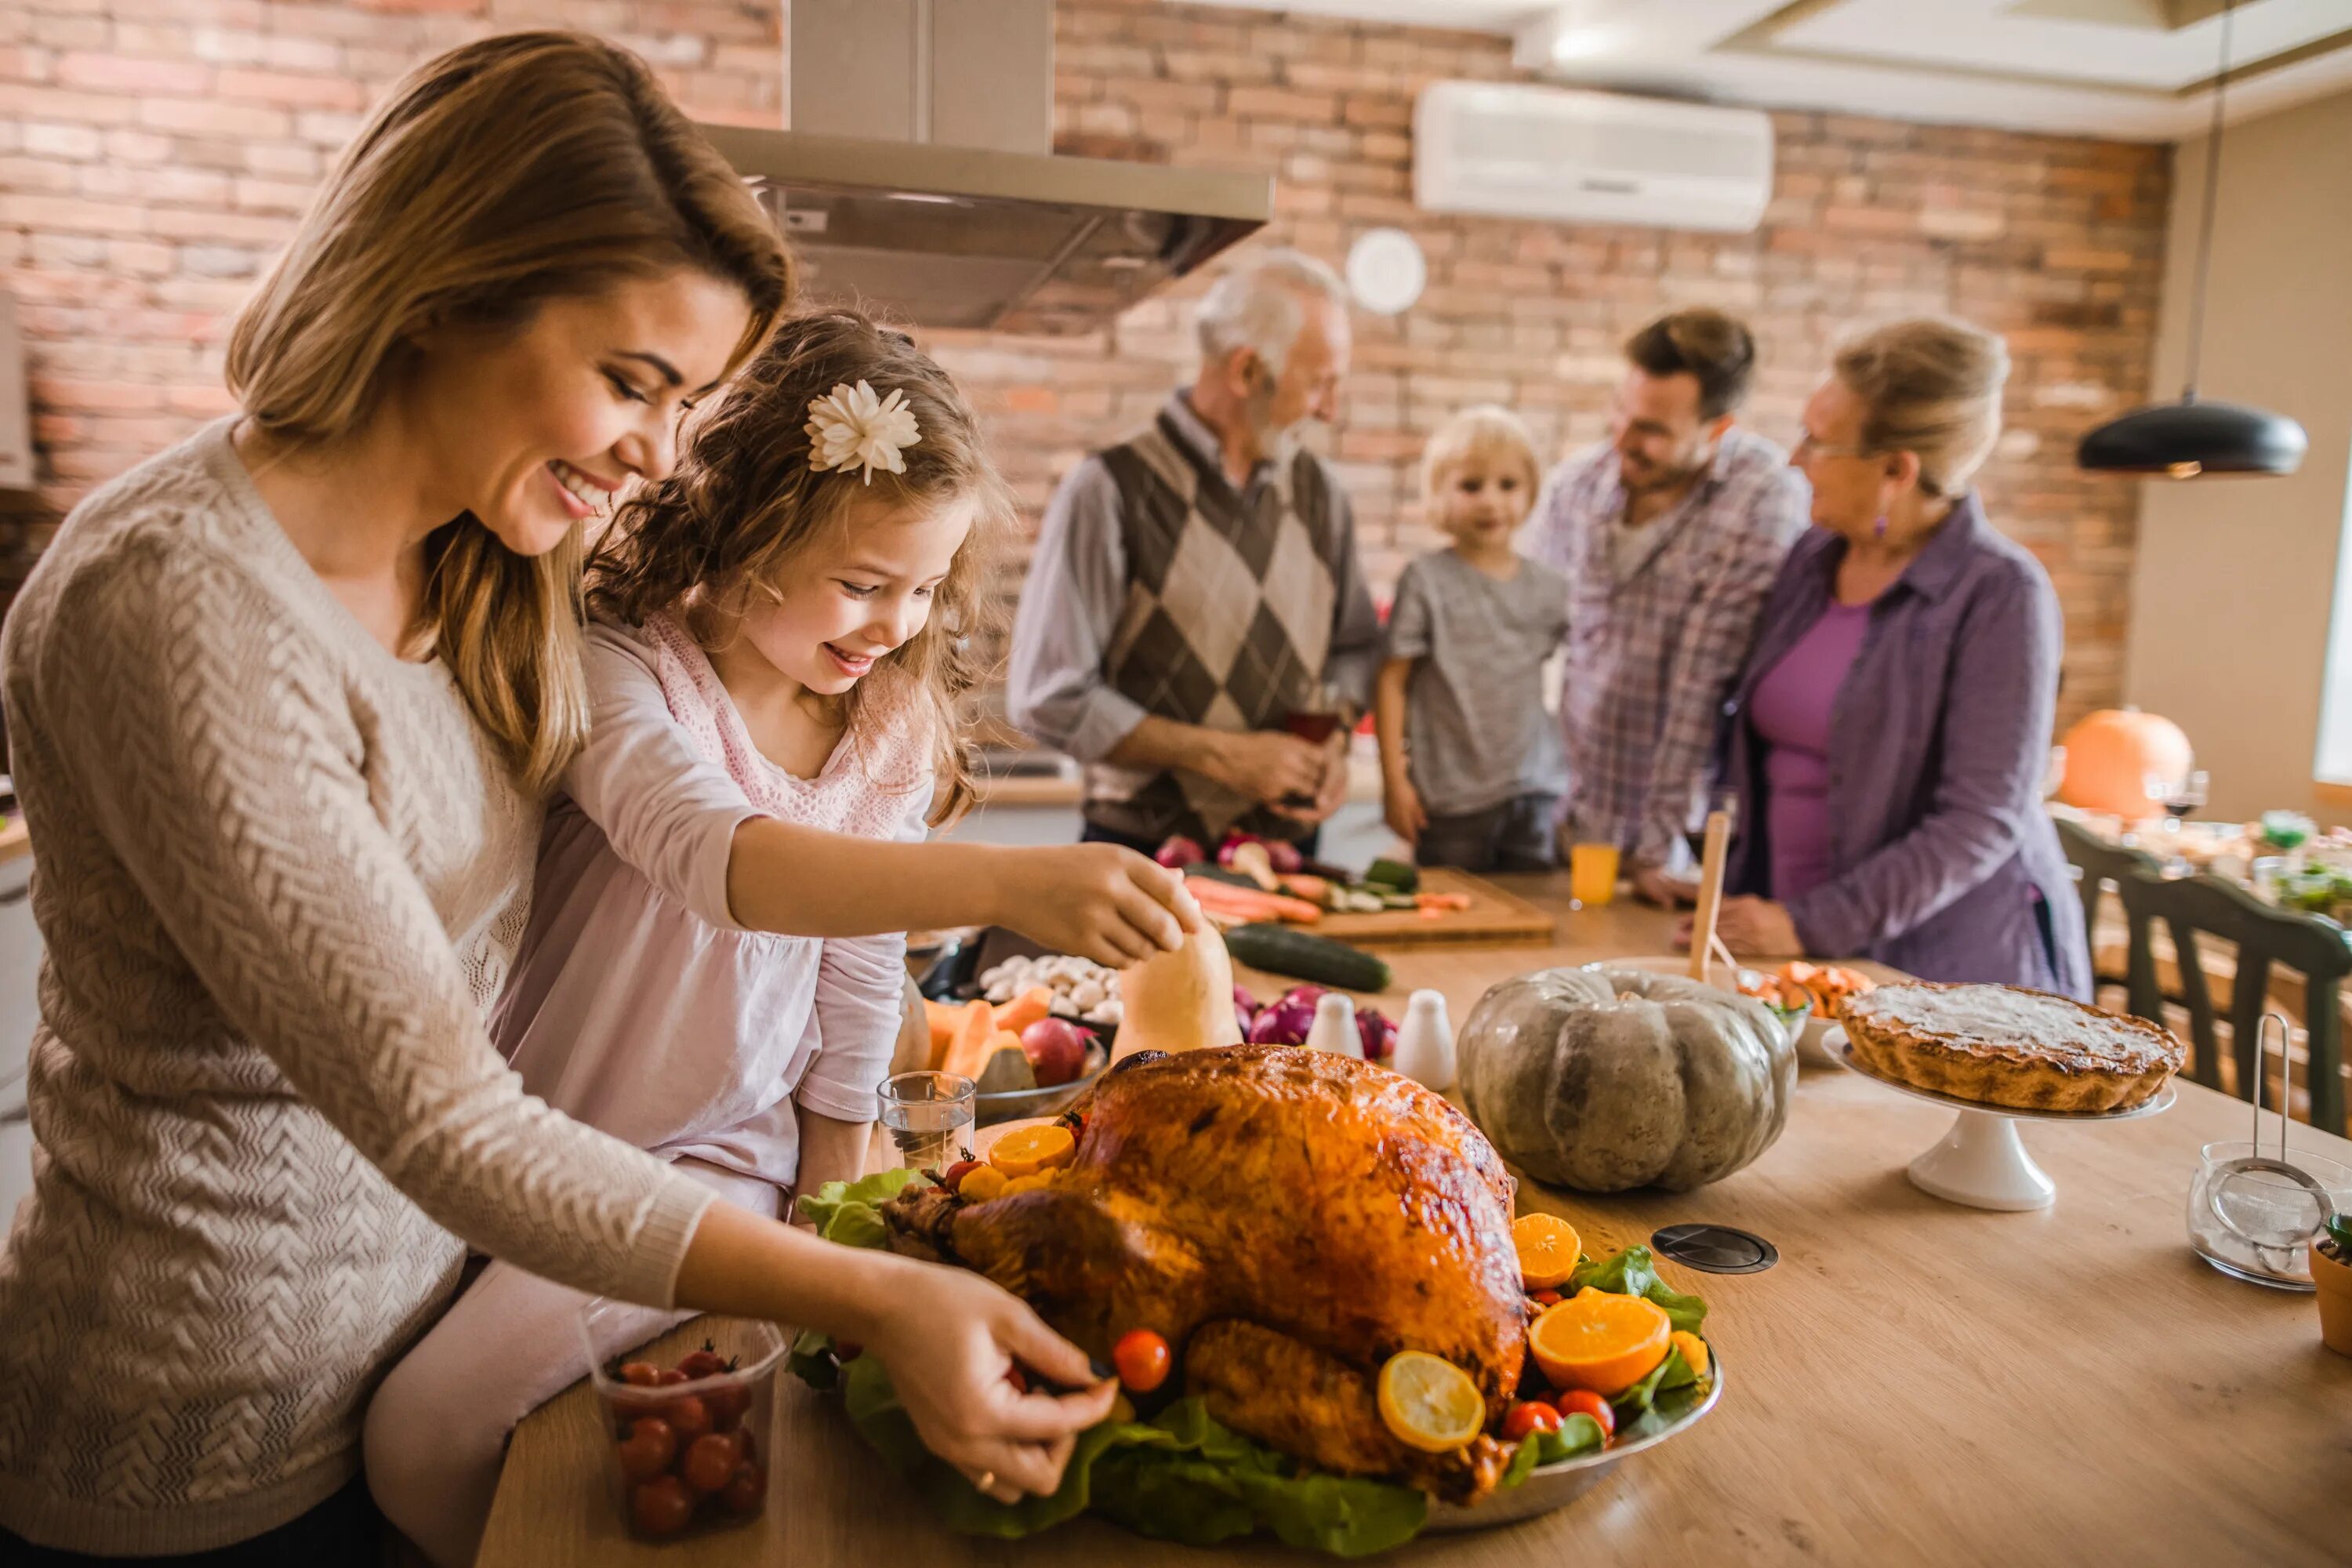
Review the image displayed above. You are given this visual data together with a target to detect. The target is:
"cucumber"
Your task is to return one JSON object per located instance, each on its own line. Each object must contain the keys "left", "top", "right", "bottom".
{"left": 1363, "top": 858, "right": 1420, "bottom": 894}
{"left": 1223, "top": 924, "right": 1390, "bottom": 992}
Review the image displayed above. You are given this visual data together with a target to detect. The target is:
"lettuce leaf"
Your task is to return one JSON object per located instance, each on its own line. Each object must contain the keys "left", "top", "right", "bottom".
{"left": 1498, "top": 1410, "right": 1606, "bottom": 1489}
{"left": 835, "top": 1356, "right": 1426, "bottom": 1556}
{"left": 1570, "top": 1244, "right": 1708, "bottom": 1334}
{"left": 795, "top": 1167, "right": 927, "bottom": 1247}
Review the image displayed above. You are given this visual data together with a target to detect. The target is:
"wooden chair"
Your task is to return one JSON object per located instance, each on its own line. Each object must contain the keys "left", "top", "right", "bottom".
{"left": 2055, "top": 815, "right": 2158, "bottom": 1007}
{"left": 2117, "top": 868, "right": 2351, "bottom": 1132}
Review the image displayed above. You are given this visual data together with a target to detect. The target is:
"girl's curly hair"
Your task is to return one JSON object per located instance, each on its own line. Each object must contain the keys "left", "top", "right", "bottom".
{"left": 586, "top": 307, "right": 1009, "bottom": 824}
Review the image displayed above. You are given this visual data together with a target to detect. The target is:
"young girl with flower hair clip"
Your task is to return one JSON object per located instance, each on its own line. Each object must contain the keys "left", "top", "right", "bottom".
{"left": 363, "top": 308, "right": 1196, "bottom": 1565}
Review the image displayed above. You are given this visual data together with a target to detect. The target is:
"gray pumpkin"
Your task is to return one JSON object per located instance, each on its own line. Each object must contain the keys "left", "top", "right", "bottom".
{"left": 1457, "top": 965, "right": 1795, "bottom": 1192}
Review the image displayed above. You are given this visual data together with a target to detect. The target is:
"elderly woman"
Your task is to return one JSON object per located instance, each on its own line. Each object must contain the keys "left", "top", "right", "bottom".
{"left": 1707, "top": 317, "right": 2089, "bottom": 997}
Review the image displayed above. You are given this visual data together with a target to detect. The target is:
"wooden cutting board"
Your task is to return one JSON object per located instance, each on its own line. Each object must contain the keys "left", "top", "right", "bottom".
{"left": 1308, "top": 867, "right": 1555, "bottom": 945}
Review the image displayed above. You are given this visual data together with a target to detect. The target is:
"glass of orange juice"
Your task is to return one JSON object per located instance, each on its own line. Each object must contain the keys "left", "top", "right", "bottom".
{"left": 1568, "top": 842, "right": 1620, "bottom": 908}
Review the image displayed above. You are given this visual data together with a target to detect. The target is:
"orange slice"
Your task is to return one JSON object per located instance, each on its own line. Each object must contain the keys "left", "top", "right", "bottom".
{"left": 989, "top": 1124, "right": 1076, "bottom": 1178}
{"left": 1376, "top": 1352, "right": 1485, "bottom": 1454}
{"left": 1512, "top": 1213, "right": 1581, "bottom": 1290}
{"left": 1528, "top": 1293, "right": 1672, "bottom": 1396}
{"left": 1669, "top": 1329, "right": 1710, "bottom": 1380}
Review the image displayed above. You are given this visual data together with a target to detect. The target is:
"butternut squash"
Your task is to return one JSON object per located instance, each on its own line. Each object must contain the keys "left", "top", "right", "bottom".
{"left": 1112, "top": 927, "right": 1244, "bottom": 1062}
{"left": 992, "top": 985, "right": 1054, "bottom": 1036}
{"left": 939, "top": 1000, "right": 996, "bottom": 1080}
{"left": 922, "top": 999, "right": 964, "bottom": 1068}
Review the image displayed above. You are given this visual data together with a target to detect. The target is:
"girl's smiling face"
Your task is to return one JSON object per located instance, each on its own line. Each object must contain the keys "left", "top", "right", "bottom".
{"left": 735, "top": 488, "right": 977, "bottom": 696}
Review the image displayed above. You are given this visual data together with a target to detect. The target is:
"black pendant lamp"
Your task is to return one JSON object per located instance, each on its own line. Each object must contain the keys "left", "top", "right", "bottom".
{"left": 2078, "top": 0, "right": 2307, "bottom": 479}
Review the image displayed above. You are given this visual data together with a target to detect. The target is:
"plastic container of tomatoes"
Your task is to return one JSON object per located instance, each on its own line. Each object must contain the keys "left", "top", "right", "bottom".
{"left": 577, "top": 1302, "right": 787, "bottom": 1543}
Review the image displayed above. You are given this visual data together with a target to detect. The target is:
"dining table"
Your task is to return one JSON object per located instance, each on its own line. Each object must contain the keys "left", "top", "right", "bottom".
{"left": 477, "top": 877, "right": 2352, "bottom": 1568}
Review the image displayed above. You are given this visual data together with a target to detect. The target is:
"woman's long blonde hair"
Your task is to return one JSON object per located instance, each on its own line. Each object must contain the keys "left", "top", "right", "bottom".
{"left": 587, "top": 309, "right": 1011, "bottom": 826}
{"left": 226, "top": 31, "right": 791, "bottom": 791}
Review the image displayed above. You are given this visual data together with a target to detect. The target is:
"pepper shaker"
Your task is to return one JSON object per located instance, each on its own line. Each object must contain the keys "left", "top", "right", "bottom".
{"left": 1392, "top": 989, "right": 1455, "bottom": 1090}
{"left": 1305, "top": 993, "right": 1362, "bottom": 1058}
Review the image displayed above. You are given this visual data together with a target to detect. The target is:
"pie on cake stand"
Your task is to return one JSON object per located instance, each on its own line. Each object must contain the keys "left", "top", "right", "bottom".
{"left": 1827, "top": 983, "right": 2183, "bottom": 1211}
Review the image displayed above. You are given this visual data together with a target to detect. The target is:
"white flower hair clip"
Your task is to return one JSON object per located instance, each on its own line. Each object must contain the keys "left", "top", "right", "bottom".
{"left": 805, "top": 379, "right": 920, "bottom": 484}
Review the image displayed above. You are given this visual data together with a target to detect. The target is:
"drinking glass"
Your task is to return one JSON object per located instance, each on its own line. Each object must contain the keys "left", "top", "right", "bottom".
{"left": 1568, "top": 843, "right": 1620, "bottom": 908}
{"left": 877, "top": 1070, "right": 976, "bottom": 1172}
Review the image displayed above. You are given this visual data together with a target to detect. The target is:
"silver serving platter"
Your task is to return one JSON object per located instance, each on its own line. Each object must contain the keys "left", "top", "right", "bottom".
{"left": 1425, "top": 1351, "right": 1725, "bottom": 1531}
{"left": 971, "top": 1041, "right": 1107, "bottom": 1126}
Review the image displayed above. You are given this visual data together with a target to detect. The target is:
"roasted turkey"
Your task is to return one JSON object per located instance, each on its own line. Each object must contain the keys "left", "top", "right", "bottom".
{"left": 881, "top": 1045, "right": 1527, "bottom": 1501}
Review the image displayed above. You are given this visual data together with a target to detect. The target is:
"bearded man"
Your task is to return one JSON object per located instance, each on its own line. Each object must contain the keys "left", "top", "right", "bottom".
{"left": 1526, "top": 307, "right": 1808, "bottom": 906}
{"left": 1007, "top": 249, "right": 1379, "bottom": 854}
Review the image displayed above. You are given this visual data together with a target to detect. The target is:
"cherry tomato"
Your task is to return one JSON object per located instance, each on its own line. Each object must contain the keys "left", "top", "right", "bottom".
{"left": 835, "top": 1341, "right": 863, "bottom": 1363}
{"left": 663, "top": 1394, "right": 712, "bottom": 1440}
{"left": 702, "top": 1382, "right": 750, "bottom": 1433}
{"left": 630, "top": 1475, "right": 695, "bottom": 1539}
{"left": 618, "top": 1361, "right": 662, "bottom": 1388}
{"left": 1501, "top": 1401, "right": 1561, "bottom": 1442}
{"left": 720, "top": 1457, "right": 766, "bottom": 1516}
{"left": 681, "top": 1431, "right": 741, "bottom": 1495}
{"left": 656, "top": 1368, "right": 690, "bottom": 1387}
{"left": 942, "top": 1159, "right": 983, "bottom": 1192}
{"left": 677, "top": 1347, "right": 729, "bottom": 1381}
{"left": 1003, "top": 1364, "right": 1028, "bottom": 1394}
{"left": 1112, "top": 1330, "right": 1171, "bottom": 1394}
{"left": 1556, "top": 1388, "right": 1616, "bottom": 1440}
{"left": 1529, "top": 1290, "right": 1563, "bottom": 1307}
{"left": 614, "top": 1417, "right": 677, "bottom": 1483}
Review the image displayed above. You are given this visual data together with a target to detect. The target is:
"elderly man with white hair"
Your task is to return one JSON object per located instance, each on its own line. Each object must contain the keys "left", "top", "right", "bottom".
{"left": 1007, "top": 248, "right": 1380, "bottom": 854}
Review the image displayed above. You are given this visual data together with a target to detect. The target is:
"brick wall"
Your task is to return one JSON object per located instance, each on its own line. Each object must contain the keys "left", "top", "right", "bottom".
{"left": 0, "top": 0, "right": 781, "bottom": 593}
{"left": 0, "top": 0, "right": 2167, "bottom": 729}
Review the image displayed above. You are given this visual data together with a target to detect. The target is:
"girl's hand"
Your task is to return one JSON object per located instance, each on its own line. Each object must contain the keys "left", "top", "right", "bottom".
{"left": 997, "top": 845, "right": 1202, "bottom": 967}
{"left": 1383, "top": 774, "right": 1427, "bottom": 846}
{"left": 865, "top": 1266, "right": 1118, "bottom": 1504}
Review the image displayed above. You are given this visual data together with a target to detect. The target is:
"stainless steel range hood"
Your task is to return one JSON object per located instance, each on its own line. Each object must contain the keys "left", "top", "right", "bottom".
{"left": 703, "top": 0, "right": 1269, "bottom": 336}
{"left": 701, "top": 125, "right": 1270, "bottom": 336}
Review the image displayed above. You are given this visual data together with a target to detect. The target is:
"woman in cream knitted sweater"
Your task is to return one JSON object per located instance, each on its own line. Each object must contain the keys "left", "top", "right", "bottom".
{"left": 0, "top": 34, "right": 1156, "bottom": 1562}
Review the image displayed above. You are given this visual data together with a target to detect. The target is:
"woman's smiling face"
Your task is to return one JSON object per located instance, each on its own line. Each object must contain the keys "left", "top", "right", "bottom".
{"left": 735, "top": 487, "right": 978, "bottom": 696}
{"left": 408, "top": 268, "right": 750, "bottom": 557}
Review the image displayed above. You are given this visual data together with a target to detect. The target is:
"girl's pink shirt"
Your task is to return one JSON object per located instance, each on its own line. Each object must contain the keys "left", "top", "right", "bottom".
{"left": 490, "top": 612, "right": 932, "bottom": 1188}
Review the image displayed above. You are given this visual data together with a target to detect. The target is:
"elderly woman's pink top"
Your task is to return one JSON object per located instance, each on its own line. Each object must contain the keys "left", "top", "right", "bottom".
{"left": 491, "top": 612, "right": 932, "bottom": 1190}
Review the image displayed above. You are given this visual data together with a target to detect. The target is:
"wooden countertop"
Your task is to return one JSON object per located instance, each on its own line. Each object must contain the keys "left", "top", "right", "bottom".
{"left": 479, "top": 884, "right": 2352, "bottom": 1567}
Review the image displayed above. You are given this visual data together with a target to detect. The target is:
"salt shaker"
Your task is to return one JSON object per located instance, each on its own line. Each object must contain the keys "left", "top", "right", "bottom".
{"left": 1392, "top": 988, "right": 1455, "bottom": 1090}
{"left": 1305, "top": 992, "right": 1362, "bottom": 1058}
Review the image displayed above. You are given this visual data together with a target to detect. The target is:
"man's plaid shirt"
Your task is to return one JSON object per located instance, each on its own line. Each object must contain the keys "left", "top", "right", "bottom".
{"left": 1526, "top": 426, "right": 1808, "bottom": 872}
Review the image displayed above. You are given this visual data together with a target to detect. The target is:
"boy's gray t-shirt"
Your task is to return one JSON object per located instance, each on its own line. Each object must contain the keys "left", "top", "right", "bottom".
{"left": 1385, "top": 548, "right": 1572, "bottom": 816}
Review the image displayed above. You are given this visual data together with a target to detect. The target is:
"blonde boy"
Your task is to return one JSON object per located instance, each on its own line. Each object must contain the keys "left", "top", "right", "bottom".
{"left": 1374, "top": 407, "right": 1570, "bottom": 871}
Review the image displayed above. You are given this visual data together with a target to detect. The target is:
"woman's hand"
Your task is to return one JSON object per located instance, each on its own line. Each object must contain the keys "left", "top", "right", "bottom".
{"left": 1711, "top": 895, "right": 1803, "bottom": 958}
{"left": 1631, "top": 864, "right": 1698, "bottom": 908}
{"left": 994, "top": 845, "right": 1202, "bottom": 967}
{"left": 865, "top": 1266, "right": 1118, "bottom": 1504}
{"left": 1382, "top": 771, "right": 1427, "bottom": 846}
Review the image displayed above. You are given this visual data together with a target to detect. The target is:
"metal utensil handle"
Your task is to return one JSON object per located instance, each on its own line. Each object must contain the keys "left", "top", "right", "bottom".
{"left": 2258, "top": 1011, "right": 2288, "bottom": 1163}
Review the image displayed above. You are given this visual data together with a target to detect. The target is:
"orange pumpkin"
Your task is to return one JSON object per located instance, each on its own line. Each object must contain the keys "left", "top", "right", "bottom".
{"left": 2057, "top": 708, "right": 2193, "bottom": 819}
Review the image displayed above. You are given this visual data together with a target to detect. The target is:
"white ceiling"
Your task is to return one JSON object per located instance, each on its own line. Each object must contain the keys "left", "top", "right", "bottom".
{"left": 1186, "top": 0, "right": 2352, "bottom": 139}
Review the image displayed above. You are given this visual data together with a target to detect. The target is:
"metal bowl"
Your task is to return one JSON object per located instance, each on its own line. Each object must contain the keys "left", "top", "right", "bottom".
{"left": 1426, "top": 1351, "right": 1726, "bottom": 1531}
{"left": 971, "top": 1042, "right": 1108, "bottom": 1127}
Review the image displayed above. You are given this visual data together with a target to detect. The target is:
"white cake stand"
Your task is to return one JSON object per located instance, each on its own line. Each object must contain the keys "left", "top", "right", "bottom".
{"left": 1825, "top": 1027, "right": 2175, "bottom": 1210}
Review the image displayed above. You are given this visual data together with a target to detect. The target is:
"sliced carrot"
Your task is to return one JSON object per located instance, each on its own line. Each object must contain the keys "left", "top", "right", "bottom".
{"left": 1414, "top": 892, "right": 1472, "bottom": 911}
{"left": 1278, "top": 873, "right": 1330, "bottom": 902}
{"left": 992, "top": 985, "right": 1053, "bottom": 1036}
{"left": 1189, "top": 880, "right": 1323, "bottom": 924}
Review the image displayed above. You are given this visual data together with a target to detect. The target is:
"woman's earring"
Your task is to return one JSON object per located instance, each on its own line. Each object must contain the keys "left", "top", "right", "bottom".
{"left": 1872, "top": 514, "right": 1889, "bottom": 540}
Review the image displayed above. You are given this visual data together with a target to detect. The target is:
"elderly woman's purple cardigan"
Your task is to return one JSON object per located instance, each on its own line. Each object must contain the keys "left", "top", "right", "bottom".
{"left": 1721, "top": 493, "right": 2091, "bottom": 999}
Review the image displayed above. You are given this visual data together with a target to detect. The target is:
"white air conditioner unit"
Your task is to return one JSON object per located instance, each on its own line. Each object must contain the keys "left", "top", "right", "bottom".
{"left": 1414, "top": 82, "right": 1773, "bottom": 234}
